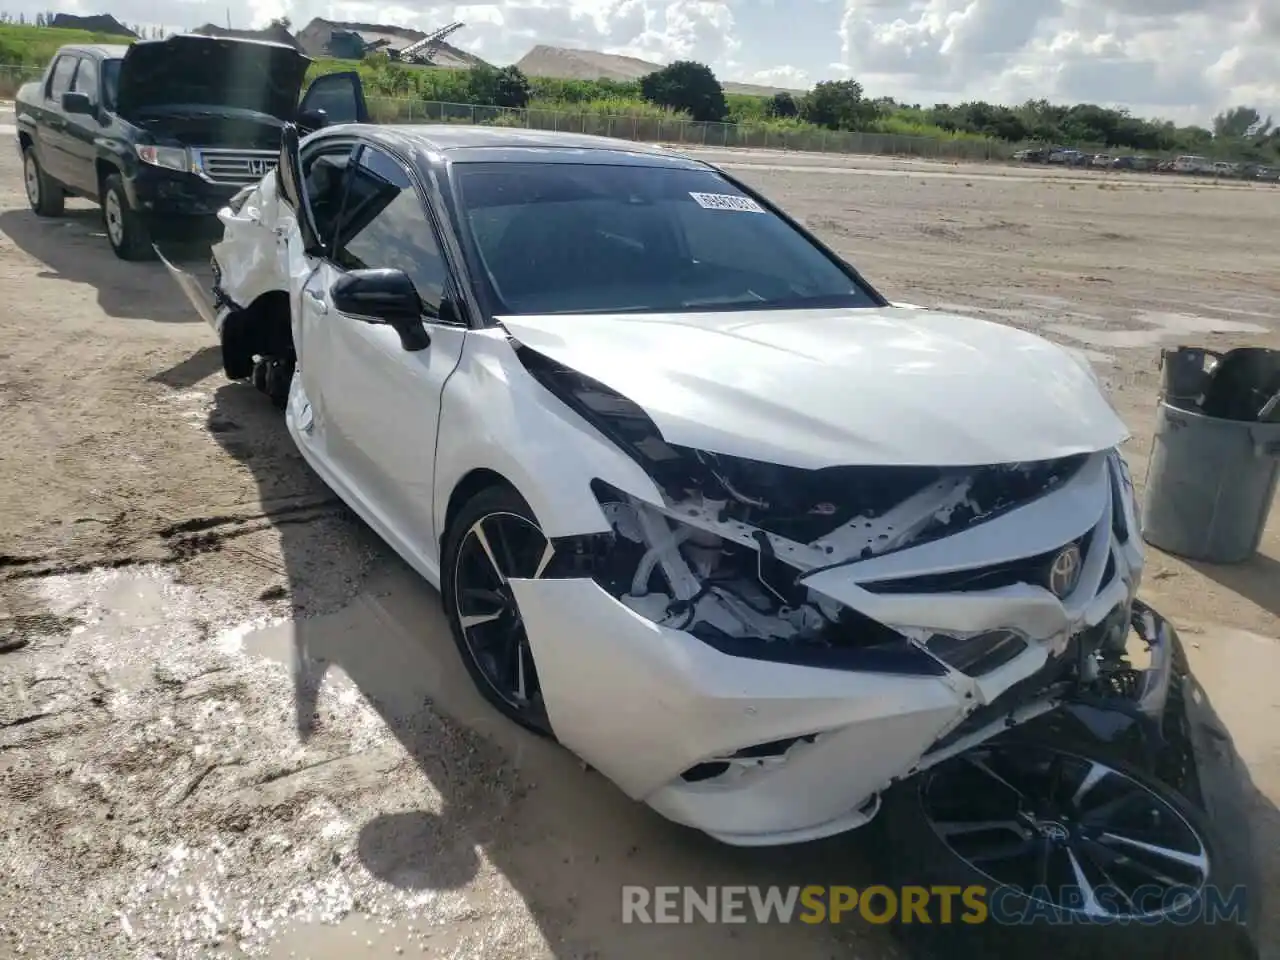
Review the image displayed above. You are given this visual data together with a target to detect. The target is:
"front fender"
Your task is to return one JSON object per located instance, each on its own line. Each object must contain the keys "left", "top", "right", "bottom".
{"left": 434, "top": 328, "right": 667, "bottom": 541}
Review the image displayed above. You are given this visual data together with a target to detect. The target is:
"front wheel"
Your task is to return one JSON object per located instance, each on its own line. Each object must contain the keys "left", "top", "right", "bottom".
{"left": 101, "top": 174, "right": 155, "bottom": 261}
{"left": 877, "top": 742, "right": 1254, "bottom": 959}
{"left": 22, "top": 145, "right": 64, "bottom": 217}
{"left": 441, "top": 485, "right": 556, "bottom": 737}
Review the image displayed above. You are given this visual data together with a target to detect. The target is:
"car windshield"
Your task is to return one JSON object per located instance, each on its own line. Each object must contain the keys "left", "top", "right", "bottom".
{"left": 452, "top": 161, "right": 875, "bottom": 316}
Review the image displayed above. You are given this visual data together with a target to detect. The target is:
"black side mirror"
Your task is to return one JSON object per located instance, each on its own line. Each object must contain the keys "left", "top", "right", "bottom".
{"left": 298, "top": 108, "right": 328, "bottom": 130}
{"left": 62, "top": 91, "right": 94, "bottom": 115}
{"left": 331, "top": 268, "right": 430, "bottom": 351}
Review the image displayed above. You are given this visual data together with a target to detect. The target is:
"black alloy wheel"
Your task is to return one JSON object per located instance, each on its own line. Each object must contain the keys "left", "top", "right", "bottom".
{"left": 443, "top": 486, "right": 556, "bottom": 736}
{"left": 920, "top": 744, "right": 1210, "bottom": 920}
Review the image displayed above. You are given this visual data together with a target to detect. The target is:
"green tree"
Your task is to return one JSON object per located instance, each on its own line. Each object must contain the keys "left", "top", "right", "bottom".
{"left": 493, "top": 65, "right": 532, "bottom": 109}
{"left": 468, "top": 64, "right": 532, "bottom": 109}
{"left": 800, "top": 79, "right": 879, "bottom": 131}
{"left": 766, "top": 91, "right": 798, "bottom": 119}
{"left": 639, "top": 61, "right": 728, "bottom": 122}
{"left": 1214, "top": 106, "right": 1269, "bottom": 139}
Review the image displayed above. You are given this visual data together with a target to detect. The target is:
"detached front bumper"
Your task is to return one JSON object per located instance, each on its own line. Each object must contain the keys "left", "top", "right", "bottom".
{"left": 508, "top": 575, "right": 1190, "bottom": 845}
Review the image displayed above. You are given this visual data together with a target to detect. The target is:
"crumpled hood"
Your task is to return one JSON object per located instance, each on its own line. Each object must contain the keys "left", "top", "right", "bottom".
{"left": 116, "top": 34, "right": 311, "bottom": 121}
{"left": 500, "top": 306, "right": 1129, "bottom": 469}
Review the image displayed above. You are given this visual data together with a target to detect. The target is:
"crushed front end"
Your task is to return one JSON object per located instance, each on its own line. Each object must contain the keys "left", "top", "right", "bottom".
{"left": 507, "top": 353, "right": 1188, "bottom": 845}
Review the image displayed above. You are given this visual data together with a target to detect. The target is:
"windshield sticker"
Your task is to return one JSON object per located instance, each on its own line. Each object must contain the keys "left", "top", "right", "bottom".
{"left": 689, "top": 192, "right": 765, "bottom": 213}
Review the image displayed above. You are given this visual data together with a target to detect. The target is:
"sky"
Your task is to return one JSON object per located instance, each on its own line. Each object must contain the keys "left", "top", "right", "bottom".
{"left": 20, "top": 0, "right": 1280, "bottom": 125}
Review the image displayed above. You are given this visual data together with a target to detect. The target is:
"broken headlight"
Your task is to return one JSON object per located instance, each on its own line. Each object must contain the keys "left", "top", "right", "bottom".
{"left": 543, "top": 480, "right": 948, "bottom": 676}
{"left": 136, "top": 144, "right": 190, "bottom": 174}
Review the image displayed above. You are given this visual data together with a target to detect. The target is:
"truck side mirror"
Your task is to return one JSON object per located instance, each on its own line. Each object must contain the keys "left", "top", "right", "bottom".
{"left": 298, "top": 108, "right": 328, "bottom": 130}
{"left": 62, "top": 91, "right": 94, "bottom": 115}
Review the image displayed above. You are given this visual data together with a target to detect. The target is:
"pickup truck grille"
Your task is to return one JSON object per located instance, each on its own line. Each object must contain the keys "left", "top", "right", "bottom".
{"left": 192, "top": 149, "right": 278, "bottom": 186}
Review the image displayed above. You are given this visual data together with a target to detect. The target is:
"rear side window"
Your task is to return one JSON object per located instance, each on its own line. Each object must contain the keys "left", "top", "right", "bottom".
{"left": 47, "top": 56, "right": 77, "bottom": 99}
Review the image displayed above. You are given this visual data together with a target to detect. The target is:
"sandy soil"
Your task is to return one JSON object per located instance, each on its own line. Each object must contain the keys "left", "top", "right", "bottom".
{"left": 2, "top": 116, "right": 1280, "bottom": 960}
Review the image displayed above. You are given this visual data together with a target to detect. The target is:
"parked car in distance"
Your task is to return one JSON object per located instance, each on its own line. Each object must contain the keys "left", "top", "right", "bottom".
{"left": 1091, "top": 154, "right": 1114, "bottom": 167}
{"left": 1172, "top": 155, "right": 1212, "bottom": 174}
{"left": 1211, "top": 161, "right": 1238, "bottom": 177}
{"left": 1012, "top": 147, "right": 1051, "bottom": 163}
{"left": 14, "top": 33, "right": 369, "bottom": 260}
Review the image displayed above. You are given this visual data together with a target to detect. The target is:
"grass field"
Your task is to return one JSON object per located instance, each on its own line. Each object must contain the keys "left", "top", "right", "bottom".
{"left": 0, "top": 22, "right": 1004, "bottom": 149}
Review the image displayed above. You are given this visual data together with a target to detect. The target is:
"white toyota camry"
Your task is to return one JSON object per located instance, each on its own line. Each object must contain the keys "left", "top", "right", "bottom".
{"left": 161, "top": 93, "right": 1249, "bottom": 951}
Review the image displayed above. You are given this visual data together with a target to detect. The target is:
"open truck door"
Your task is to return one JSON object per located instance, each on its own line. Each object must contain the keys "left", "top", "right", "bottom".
{"left": 296, "top": 71, "right": 369, "bottom": 134}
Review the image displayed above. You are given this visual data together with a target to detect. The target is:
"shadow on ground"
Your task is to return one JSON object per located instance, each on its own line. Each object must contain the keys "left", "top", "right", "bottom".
{"left": 202, "top": 380, "right": 900, "bottom": 960}
{"left": 191, "top": 376, "right": 1268, "bottom": 960}
{"left": 1188, "top": 553, "right": 1280, "bottom": 619}
{"left": 1180, "top": 626, "right": 1280, "bottom": 960}
{"left": 0, "top": 207, "right": 208, "bottom": 323}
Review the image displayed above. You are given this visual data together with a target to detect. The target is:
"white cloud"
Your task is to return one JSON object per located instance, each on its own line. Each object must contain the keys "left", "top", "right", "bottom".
{"left": 20, "top": 0, "right": 1279, "bottom": 122}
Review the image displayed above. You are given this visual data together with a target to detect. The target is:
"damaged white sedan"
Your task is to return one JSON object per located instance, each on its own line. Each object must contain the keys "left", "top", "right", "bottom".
{"left": 162, "top": 107, "right": 1251, "bottom": 949}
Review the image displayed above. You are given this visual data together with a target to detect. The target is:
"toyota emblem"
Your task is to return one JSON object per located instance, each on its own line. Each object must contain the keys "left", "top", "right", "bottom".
{"left": 1047, "top": 544, "right": 1083, "bottom": 598}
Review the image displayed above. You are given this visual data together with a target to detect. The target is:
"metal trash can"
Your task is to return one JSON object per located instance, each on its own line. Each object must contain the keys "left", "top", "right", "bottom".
{"left": 1142, "top": 346, "right": 1280, "bottom": 563}
{"left": 1159, "top": 346, "right": 1220, "bottom": 408}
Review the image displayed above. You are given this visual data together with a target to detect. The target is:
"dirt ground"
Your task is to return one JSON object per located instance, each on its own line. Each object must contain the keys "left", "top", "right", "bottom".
{"left": 2, "top": 112, "right": 1280, "bottom": 960}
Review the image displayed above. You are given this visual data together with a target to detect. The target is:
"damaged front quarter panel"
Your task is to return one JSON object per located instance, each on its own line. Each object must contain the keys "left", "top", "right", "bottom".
{"left": 517, "top": 343, "right": 1100, "bottom": 673}
{"left": 503, "top": 337, "right": 1163, "bottom": 842}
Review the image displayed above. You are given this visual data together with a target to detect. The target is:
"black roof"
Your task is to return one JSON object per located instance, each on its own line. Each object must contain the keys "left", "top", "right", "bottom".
{"left": 332, "top": 124, "right": 711, "bottom": 169}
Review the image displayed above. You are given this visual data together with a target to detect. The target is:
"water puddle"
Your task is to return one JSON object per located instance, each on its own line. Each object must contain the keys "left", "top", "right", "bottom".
{"left": 4, "top": 565, "right": 548, "bottom": 959}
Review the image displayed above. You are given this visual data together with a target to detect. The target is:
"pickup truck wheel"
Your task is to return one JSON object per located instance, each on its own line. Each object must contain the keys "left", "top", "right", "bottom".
{"left": 22, "top": 146, "right": 64, "bottom": 217}
{"left": 102, "top": 175, "right": 155, "bottom": 261}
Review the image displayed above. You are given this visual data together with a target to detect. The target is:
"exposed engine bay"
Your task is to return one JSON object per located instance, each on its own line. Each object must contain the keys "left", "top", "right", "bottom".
{"left": 528, "top": 347, "right": 1109, "bottom": 665}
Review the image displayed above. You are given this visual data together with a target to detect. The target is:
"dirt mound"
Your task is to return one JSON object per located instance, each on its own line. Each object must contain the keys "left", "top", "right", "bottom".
{"left": 514, "top": 43, "right": 805, "bottom": 96}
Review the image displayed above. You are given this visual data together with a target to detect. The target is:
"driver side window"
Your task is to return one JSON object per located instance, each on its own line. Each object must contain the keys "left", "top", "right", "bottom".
{"left": 331, "top": 146, "right": 447, "bottom": 314}
{"left": 70, "top": 57, "right": 98, "bottom": 104}
{"left": 47, "top": 55, "right": 76, "bottom": 99}
{"left": 300, "top": 144, "right": 355, "bottom": 250}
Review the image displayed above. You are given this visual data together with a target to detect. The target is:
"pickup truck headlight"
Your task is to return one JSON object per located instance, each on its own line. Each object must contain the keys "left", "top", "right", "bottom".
{"left": 136, "top": 144, "right": 189, "bottom": 173}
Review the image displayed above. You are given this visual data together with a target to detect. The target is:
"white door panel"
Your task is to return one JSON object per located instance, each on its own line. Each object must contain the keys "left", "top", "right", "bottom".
{"left": 324, "top": 318, "right": 466, "bottom": 560}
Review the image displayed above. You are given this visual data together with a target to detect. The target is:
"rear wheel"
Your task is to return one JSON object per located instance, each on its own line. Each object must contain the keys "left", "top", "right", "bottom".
{"left": 22, "top": 145, "right": 64, "bottom": 217}
{"left": 102, "top": 174, "right": 155, "bottom": 261}
{"left": 878, "top": 742, "right": 1254, "bottom": 959}
{"left": 441, "top": 485, "right": 556, "bottom": 737}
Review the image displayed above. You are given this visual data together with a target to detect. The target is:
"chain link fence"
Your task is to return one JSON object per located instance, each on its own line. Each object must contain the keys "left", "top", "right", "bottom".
{"left": 365, "top": 96, "right": 1020, "bottom": 161}
{"left": 0, "top": 63, "right": 43, "bottom": 99}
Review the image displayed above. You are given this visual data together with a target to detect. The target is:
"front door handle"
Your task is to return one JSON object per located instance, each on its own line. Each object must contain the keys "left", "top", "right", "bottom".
{"left": 303, "top": 289, "right": 328, "bottom": 315}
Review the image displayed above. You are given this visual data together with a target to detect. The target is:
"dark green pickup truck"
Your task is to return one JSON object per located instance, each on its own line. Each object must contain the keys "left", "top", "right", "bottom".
{"left": 15, "top": 33, "right": 367, "bottom": 260}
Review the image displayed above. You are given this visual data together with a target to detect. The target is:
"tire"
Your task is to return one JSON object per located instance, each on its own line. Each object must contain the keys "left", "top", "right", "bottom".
{"left": 440, "top": 484, "right": 556, "bottom": 738}
{"left": 101, "top": 173, "right": 155, "bottom": 261}
{"left": 876, "top": 741, "right": 1255, "bottom": 960}
{"left": 22, "top": 144, "right": 64, "bottom": 217}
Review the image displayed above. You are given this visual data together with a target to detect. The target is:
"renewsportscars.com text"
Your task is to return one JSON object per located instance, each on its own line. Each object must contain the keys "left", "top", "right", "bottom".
{"left": 621, "top": 884, "right": 1247, "bottom": 926}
